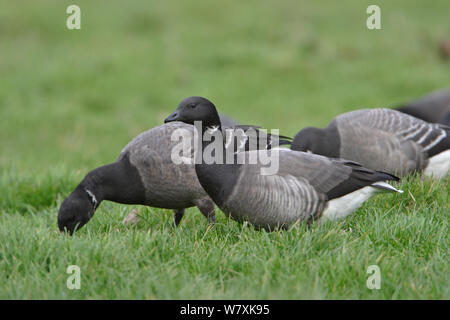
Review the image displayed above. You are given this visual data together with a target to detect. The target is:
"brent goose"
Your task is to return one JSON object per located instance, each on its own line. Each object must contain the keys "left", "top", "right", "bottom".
{"left": 291, "top": 108, "right": 450, "bottom": 178}
{"left": 395, "top": 89, "right": 450, "bottom": 126}
{"left": 164, "top": 97, "right": 402, "bottom": 230}
{"left": 59, "top": 119, "right": 288, "bottom": 234}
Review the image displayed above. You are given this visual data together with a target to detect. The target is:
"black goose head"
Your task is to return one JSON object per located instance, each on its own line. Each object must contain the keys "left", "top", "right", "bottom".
{"left": 165, "top": 96, "right": 221, "bottom": 127}
{"left": 58, "top": 187, "right": 97, "bottom": 235}
{"left": 291, "top": 127, "right": 325, "bottom": 153}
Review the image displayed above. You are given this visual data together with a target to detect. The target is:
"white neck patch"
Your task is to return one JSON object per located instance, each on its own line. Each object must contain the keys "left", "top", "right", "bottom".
{"left": 85, "top": 188, "right": 98, "bottom": 208}
{"left": 206, "top": 125, "right": 219, "bottom": 135}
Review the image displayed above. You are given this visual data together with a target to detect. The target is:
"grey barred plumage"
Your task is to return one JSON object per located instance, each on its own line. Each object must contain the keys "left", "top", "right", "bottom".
{"left": 220, "top": 149, "right": 401, "bottom": 228}
{"left": 334, "top": 109, "right": 449, "bottom": 175}
{"left": 59, "top": 116, "right": 287, "bottom": 234}
{"left": 293, "top": 108, "right": 450, "bottom": 178}
{"left": 337, "top": 109, "right": 447, "bottom": 152}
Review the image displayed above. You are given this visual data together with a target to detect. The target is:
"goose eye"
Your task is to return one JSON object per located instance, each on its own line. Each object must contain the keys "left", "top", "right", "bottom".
{"left": 189, "top": 104, "right": 196, "bottom": 109}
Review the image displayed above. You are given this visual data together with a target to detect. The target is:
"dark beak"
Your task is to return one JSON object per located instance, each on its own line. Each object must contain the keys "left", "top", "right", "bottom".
{"left": 164, "top": 111, "right": 180, "bottom": 123}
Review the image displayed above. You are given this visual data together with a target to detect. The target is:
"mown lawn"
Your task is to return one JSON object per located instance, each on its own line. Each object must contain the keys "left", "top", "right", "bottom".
{"left": 0, "top": 0, "right": 449, "bottom": 299}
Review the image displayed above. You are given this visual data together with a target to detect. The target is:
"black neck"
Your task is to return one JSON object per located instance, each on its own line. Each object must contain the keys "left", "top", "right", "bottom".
{"left": 194, "top": 122, "right": 242, "bottom": 206}
{"left": 78, "top": 155, "right": 146, "bottom": 206}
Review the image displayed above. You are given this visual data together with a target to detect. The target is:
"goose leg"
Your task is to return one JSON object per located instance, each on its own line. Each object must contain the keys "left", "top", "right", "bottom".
{"left": 195, "top": 199, "right": 216, "bottom": 224}
{"left": 173, "top": 209, "right": 185, "bottom": 226}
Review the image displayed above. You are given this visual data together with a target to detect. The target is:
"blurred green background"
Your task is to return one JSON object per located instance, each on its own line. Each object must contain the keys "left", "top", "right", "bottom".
{"left": 1, "top": 0, "right": 449, "bottom": 172}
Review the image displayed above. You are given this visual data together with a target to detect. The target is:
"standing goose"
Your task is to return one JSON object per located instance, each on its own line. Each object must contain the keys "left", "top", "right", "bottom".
{"left": 58, "top": 122, "right": 216, "bottom": 234}
{"left": 164, "top": 97, "right": 402, "bottom": 230}
{"left": 291, "top": 108, "right": 450, "bottom": 178}
{"left": 395, "top": 89, "right": 450, "bottom": 126}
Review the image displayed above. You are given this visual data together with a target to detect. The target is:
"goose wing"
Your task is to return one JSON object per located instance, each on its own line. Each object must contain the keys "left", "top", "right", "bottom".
{"left": 222, "top": 125, "right": 292, "bottom": 153}
{"left": 222, "top": 149, "right": 396, "bottom": 227}
{"left": 335, "top": 109, "right": 449, "bottom": 173}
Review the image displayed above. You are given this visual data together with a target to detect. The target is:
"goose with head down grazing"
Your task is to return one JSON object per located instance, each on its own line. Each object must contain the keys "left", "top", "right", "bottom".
{"left": 291, "top": 108, "right": 450, "bottom": 178}
{"left": 164, "top": 96, "right": 402, "bottom": 230}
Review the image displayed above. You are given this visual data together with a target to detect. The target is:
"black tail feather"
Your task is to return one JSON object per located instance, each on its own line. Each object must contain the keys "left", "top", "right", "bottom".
{"left": 326, "top": 161, "right": 401, "bottom": 200}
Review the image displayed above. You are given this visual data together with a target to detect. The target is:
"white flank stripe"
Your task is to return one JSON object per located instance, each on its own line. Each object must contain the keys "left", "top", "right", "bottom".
{"left": 424, "top": 149, "right": 450, "bottom": 178}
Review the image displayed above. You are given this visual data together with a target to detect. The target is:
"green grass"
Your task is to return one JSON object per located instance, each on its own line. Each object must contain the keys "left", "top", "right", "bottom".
{"left": 0, "top": 0, "right": 449, "bottom": 299}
